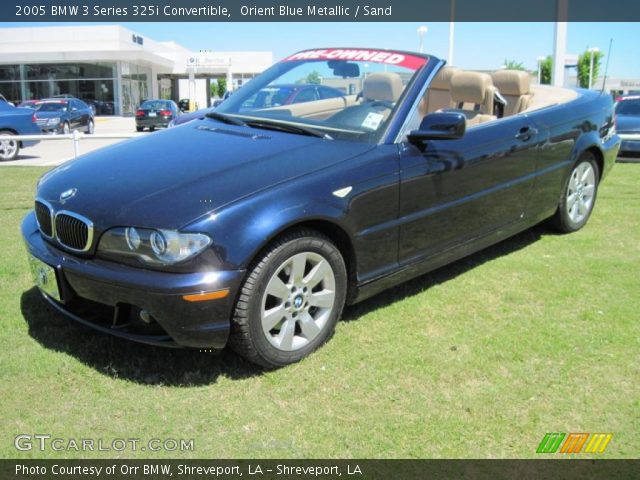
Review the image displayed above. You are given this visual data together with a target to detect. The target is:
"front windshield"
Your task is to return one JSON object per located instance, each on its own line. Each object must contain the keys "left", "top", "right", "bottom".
{"left": 37, "top": 102, "right": 67, "bottom": 112}
{"left": 217, "top": 49, "right": 428, "bottom": 142}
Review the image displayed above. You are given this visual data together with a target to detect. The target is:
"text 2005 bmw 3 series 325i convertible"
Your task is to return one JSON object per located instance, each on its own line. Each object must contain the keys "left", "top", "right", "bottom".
{"left": 22, "top": 48, "right": 620, "bottom": 367}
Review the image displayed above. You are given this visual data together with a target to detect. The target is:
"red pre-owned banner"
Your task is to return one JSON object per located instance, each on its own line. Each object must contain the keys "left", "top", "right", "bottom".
{"left": 283, "top": 49, "right": 428, "bottom": 70}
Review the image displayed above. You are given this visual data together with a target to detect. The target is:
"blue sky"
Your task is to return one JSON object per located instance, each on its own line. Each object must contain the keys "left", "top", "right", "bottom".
{"left": 3, "top": 22, "right": 639, "bottom": 77}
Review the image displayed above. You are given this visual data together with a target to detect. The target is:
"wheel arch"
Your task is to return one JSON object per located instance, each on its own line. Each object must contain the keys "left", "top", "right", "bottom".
{"left": 583, "top": 146, "right": 604, "bottom": 181}
{"left": 249, "top": 218, "right": 358, "bottom": 304}
{"left": 0, "top": 127, "right": 22, "bottom": 148}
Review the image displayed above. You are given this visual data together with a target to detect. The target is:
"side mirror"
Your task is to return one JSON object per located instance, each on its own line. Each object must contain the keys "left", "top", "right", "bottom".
{"left": 407, "top": 112, "right": 466, "bottom": 144}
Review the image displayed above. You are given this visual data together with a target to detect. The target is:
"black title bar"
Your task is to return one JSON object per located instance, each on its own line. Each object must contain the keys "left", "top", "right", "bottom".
{"left": 4, "top": 0, "right": 640, "bottom": 22}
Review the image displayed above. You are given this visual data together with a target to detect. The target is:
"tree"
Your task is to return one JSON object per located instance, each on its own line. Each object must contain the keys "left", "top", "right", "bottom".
{"left": 216, "top": 78, "right": 227, "bottom": 98}
{"left": 503, "top": 59, "right": 526, "bottom": 71}
{"left": 297, "top": 70, "right": 321, "bottom": 85}
{"left": 540, "top": 56, "right": 552, "bottom": 85}
{"left": 577, "top": 49, "right": 604, "bottom": 89}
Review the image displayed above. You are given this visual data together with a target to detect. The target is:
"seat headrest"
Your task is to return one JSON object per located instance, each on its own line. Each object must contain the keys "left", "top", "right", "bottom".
{"left": 450, "top": 71, "right": 494, "bottom": 105}
{"left": 430, "top": 67, "right": 460, "bottom": 90}
{"left": 363, "top": 72, "right": 403, "bottom": 102}
{"left": 492, "top": 70, "right": 531, "bottom": 96}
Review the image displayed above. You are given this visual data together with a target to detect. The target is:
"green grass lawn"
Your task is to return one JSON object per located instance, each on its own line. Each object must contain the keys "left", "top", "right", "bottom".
{"left": 1, "top": 164, "right": 638, "bottom": 459}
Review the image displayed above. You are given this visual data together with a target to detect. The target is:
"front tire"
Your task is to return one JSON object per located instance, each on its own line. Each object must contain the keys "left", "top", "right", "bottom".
{"left": 551, "top": 152, "right": 600, "bottom": 233}
{"left": 230, "top": 229, "right": 347, "bottom": 368}
{"left": 136, "top": 126, "right": 144, "bottom": 132}
{"left": 0, "top": 130, "right": 19, "bottom": 161}
{"left": 62, "top": 122, "right": 70, "bottom": 135}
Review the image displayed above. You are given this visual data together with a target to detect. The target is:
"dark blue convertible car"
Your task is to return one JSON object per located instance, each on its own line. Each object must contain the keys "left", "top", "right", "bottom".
{"left": 22, "top": 49, "right": 620, "bottom": 367}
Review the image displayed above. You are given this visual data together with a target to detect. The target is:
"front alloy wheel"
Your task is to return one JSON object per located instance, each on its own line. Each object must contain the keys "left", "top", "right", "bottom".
{"left": 230, "top": 229, "right": 347, "bottom": 368}
{"left": 261, "top": 251, "right": 336, "bottom": 351}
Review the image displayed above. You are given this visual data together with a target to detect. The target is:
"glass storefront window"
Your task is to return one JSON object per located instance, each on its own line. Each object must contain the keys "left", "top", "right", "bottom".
{"left": 24, "top": 63, "right": 116, "bottom": 81}
{"left": 0, "top": 61, "right": 118, "bottom": 114}
{"left": 120, "top": 62, "right": 152, "bottom": 115}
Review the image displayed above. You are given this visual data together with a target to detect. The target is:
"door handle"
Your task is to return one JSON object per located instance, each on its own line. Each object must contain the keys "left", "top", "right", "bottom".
{"left": 515, "top": 126, "right": 538, "bottom": 141}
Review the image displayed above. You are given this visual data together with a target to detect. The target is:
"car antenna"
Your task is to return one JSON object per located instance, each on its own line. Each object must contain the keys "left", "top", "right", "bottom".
{"left": 600, "top": 38, "right": 613, "bottom": 95}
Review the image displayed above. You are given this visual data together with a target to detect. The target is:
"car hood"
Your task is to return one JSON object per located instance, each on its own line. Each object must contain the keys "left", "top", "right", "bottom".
{"left": 616, "top": 115, "right": 640, "bottom": 133}
{"left": 36, "top": 119, "right": 373, "bottom": 230}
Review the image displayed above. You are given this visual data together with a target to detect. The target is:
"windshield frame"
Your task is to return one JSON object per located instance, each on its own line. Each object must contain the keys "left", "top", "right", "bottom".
{"left": 216, "top": 48, "right": 434, "bottom": 144}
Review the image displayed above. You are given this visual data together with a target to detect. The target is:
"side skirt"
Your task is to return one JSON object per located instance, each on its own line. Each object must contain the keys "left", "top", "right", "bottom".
{"left": 350, "top": 208, "right": 556, "bottom": 304}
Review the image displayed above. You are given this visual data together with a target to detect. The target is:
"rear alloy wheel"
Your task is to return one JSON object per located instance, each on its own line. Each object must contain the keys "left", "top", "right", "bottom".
{"left": 62, "top": 122, "right": 70, "bottom": 135}
{"left": 86, "top": 119, "right": 95, "bottom": 134}
{"left": 0, "top": 131, "right": 19, "bottom": 161}
{"left": 230, "top": 229, "right": 347, "bottom": 368}
{"left": 551, "top": 152, "right": 600, "bottom": 233}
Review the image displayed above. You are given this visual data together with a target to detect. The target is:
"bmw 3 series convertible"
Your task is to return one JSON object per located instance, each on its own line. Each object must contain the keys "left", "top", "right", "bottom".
{"left": 22, "top": 48, "right": 620, "bottom": 367}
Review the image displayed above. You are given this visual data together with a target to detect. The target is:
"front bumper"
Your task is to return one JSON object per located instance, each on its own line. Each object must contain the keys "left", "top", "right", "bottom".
{"left": 21, "top": 211, "right": 245, "bottom": 350}
{"left": 618, "top": 133, "right": 640, "bottom": 156}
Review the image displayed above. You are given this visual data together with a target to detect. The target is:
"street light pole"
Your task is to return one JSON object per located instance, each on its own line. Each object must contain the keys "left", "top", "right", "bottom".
{"left": 417, "top": 26, "right": 428, "bottom": 53}
{"left": 537, "top": 56, "right": 546, "bottom": 84}
{"left": 448, "top": 0, "right": 455, "bottom": 65}
{"left": 588, "top": 47, "right": 599, "bottom": 89}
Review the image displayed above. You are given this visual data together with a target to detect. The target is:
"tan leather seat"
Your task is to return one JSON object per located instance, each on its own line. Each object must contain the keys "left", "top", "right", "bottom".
{"left": 446, "top": 71, "right": 497, "bottom": 127}
{"left": 418, "top": 66, "right": 460, "bottom": 116}
{"left": 362, "top": 72, "right": 403, "bottom": 103}
{"left": 491, "top": 70, "right": 532, "bottom": 116}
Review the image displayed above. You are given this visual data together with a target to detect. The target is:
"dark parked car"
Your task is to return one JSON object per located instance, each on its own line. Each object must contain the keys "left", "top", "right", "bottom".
{"left": 135, "top": 100, "right": 179, "bottom": 131}
{"left": 240, "top": 84, "right": 345, "bottom": 111}
{"left": 615, "top": 95, "right": 640, "bottom": 157}
{"left": 34, "top": 99, "right": 94, "bottom": 134}
{"left": 85, "top": 100, "right": 115, "bottom": 116}
{"left": 178, "top": 98, "right": 191, "bottom": 112}
{"left": 23, "top": 48, "right": 620, "bottom": 367}
{"left": 0, "top": 101, "right": 40, "bottom": 160}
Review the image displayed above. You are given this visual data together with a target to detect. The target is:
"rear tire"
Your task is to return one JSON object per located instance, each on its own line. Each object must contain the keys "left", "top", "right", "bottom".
{"left": 550, "top": 152, "right": 600, "bottom": 233}
{"left": 86, "top": 119, "right": 95, "bottom": 135}
{"left": 0, "top": 130, "right": 19, "bottom": 161}
{"left": 136, "top": 126, "right": 144, "bottom": 132}
{"left": 229, "top": 229, "right": 347, "bottom": 368}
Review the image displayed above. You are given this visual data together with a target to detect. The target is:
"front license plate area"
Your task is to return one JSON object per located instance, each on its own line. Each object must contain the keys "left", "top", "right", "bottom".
{"left": 28, "top": 255, "right": 61, "bottom": 302}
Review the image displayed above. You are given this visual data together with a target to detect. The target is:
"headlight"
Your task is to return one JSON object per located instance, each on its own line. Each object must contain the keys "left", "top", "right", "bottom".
{"left": 98, "top": 227, "right": 212, "bottom": 266}
{"left": 47, "top": 118, "right": 61, "bottom": 126}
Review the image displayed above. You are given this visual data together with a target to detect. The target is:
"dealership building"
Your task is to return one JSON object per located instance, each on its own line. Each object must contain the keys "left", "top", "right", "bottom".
{"left": 0, "top": 25, "right": 273, "bottom": 115}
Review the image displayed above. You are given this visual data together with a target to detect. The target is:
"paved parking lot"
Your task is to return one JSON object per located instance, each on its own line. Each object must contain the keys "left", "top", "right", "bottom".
{"left": 2, "top": 117, "right": 636, "bottom": 167}
{"left": 0, "top": 116, "right": 148, "bottom": 167}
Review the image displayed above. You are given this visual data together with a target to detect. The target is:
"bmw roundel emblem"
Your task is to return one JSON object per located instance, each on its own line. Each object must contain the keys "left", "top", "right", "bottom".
{"left": 59, "top": 188, "right": 77, "bottom": 203}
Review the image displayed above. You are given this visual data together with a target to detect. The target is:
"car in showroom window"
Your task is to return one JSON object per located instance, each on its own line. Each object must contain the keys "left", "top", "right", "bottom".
{"left": 22, "top": 48, "right": 620, "bottom": 368}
